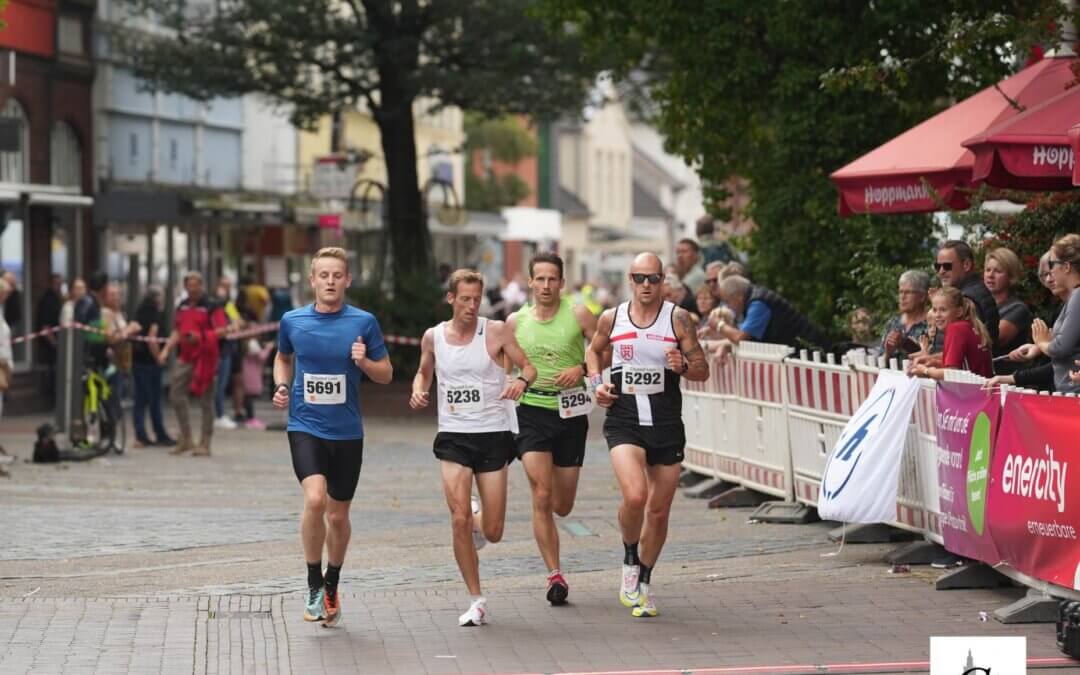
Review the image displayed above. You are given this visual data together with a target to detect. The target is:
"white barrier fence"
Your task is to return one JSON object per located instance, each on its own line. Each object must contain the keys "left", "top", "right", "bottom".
{"left": 682, "top": 341, "right": 1080, "bottom": 603}
{"left": 681, "top": 344, "right": 955, "bottom": 544}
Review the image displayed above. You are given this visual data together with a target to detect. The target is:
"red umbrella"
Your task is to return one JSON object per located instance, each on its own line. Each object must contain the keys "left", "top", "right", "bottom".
{"left": 831, "top": 57, "right": 1077, "bottom": 216}
{"left": 962, "top": 85, "right": 1079, "bottom": 190}
{"left": 1071, "top": 123, "right": 1080, "bottom": 186}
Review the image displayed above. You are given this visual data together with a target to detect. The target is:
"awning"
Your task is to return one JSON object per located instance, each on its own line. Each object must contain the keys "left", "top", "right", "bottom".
{"left": 962, "top": 85, "right": 1080, "bottom": 190}
{"left": 1071, "top": 123, "right": 1080, "bottom": 187}
{"left": 830, "top": 56, "right": 1077, "bottom": 216}
{"left": 0, "top": 182, "right": 92, "bottom": 207}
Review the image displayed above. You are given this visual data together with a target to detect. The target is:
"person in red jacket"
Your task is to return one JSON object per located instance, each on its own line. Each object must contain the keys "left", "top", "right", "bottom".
{"left": 158, "top": 272, "right": 229, "bottom": 456}
{"left": 910, "top": 286, "right": 993, "bottom": 379}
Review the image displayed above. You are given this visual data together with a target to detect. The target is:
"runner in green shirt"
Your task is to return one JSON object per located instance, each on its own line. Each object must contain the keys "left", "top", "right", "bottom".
{"left": 507, "top": 252, "right": 597, "bottom": 606}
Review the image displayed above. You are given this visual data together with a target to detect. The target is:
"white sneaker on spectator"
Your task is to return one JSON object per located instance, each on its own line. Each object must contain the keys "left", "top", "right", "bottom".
{"left": 214, "top": 416, "right": 238, "bottom": 430}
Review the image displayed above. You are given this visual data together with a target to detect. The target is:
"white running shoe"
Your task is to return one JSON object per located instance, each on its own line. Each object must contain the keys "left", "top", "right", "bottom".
{"left": 214, "top": 416, "right": 238, "bottom": 430}
{"left": 631, "top": 583, "right": 657, "bottom": 618}
{"left": 458, "top": 597, "right": 487, "bottom": 626}
{"left": 619, "top": 564, "right": 641, "bottom": 607}
{"left": 471, "top": 495, "right": 487, "bottom": 551}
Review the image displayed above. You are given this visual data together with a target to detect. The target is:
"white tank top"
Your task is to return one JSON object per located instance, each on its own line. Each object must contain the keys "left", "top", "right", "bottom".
{"left": 608, "top": 300, "right": 683, "bottom": 427}
{"left": 435, "top": 318, "right": 512, "bottom": 433}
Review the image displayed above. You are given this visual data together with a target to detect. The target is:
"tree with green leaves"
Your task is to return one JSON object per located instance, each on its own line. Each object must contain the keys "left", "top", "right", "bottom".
{"left": 464, "top": 113, "right": 537, "bottom": 211}
{"left": 117, "top": 0, "right": 599, "bottom": 284}
{"left": 540, "top": 0, "right": 1077, "bottom": 333}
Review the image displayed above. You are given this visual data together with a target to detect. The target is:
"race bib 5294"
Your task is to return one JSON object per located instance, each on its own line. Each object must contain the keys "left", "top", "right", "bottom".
{"left": 559, "top": 387, "right": 594, "bottom": 418}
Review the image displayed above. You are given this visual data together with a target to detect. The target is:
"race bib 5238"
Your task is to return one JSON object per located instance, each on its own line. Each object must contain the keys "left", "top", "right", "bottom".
{"left": 446, "top": 385, "right": 483, "bottom": 413}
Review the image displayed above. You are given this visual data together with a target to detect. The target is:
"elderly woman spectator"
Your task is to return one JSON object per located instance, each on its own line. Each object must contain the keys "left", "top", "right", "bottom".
{"left": 983, "top": 247, "right": 1033, "bottom": 373}
{"left": 880, "top": 270, "right": 930, "bottom": 359}
{"left": 1027, "top": 234, "right": 1080, "bottom": 394}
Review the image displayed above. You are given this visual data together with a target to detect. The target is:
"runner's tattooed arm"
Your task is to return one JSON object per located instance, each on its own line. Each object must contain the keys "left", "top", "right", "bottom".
{"left": 409, "top": 328, "right": 436, "bottom": 409}
{"left": 672, "top": 307, "right": 710, "bottom": 382}
{"left": 495, "top": 320, "right": 536, "bottom": 401}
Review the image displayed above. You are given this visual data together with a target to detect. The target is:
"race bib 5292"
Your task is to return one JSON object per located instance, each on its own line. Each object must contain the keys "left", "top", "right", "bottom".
{"left": 622, "top": 366, "right": 664, "bottom": 395}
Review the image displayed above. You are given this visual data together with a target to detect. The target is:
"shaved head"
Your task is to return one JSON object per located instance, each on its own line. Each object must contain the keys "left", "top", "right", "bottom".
{"left": 630, "top": 252, "right": 663, "bottom": 274}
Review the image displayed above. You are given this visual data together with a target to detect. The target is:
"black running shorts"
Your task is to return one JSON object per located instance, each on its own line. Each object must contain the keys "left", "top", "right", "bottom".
{"left": 602, "top": 418, "right": 685, "bottom": 466}
{"left": 514, "top": 404, "right": 588, "bottom": 467}
{"left": 288, "top": 431, "right": 364, "bottom": 501}
{"left": 433, "top": 431, "right": 514, "bottom": 473}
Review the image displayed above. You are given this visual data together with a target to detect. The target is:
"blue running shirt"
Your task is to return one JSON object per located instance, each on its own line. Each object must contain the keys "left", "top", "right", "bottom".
{"left": 278, "top": 304, "right": 388, "bottom": 440}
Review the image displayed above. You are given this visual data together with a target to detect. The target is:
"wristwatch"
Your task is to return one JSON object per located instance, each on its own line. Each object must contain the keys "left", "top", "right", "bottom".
{"left": 516, "top": 375, "right": 530, "bottom": 386}
{"left": 274, "top": 383, "right": 289, "bottom": 397}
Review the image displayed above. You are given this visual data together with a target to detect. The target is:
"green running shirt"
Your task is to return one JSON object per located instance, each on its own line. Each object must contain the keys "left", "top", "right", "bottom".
{"left": 515, "top": 298, "right": 586, "bottom": 410}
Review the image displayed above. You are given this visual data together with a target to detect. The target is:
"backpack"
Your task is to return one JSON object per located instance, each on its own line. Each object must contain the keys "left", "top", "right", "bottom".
{"left": 32, "top": 424, "right": 60, "bottom": 463}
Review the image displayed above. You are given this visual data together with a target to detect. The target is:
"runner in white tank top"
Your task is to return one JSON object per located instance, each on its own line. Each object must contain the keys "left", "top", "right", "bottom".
{"left": 586, "top": 253, "right": 710, "bottom": 619}
{"left": 410, "top": 269, "right": 537, "bottom": 627}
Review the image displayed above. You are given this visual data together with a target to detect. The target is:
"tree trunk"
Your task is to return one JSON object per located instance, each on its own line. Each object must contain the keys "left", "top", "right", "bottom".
{"left": 375, "top": 100, "right": 431, "bottom": 287}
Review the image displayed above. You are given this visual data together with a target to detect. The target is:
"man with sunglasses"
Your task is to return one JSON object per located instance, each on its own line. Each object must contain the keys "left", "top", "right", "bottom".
{"left": 935, "top": 240, "right": 999, "bottom": 348}
{"left": 585, "top": 253, "right": 710, "bottom": 618}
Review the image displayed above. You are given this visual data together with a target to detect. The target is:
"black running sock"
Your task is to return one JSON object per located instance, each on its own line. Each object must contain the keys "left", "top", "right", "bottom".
{"left": 306, "top": 561, "right": 323, "bottom": 590}
{"left": 639, "top": 564, "right": 653, "bottom": 585}
{"left": 623, "top": 542, "right": 640, "bottom": 566}
{"left": 324, "top": 563, "right": 342, "bottom": 593}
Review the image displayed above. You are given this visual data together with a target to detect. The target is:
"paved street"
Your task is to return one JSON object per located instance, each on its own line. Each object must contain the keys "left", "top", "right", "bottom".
{"left": 0, "top": 401, "right": 1074, "bottom": 674}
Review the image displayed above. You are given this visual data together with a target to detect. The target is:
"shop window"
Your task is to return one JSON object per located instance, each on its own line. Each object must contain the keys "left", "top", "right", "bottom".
{"left": 50, "top": 122, "right": 83, "bottom": 187}
{"left": 0, "top": 98, "right": 29, "bottom": 183}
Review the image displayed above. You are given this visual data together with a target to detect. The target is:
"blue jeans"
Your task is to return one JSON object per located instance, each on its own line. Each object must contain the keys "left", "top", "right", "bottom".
{"left": 133, "top": 362, "right": 168, "bottom": 442}
{"left": 214, "top": 351, "right": 233, "bottom": 419}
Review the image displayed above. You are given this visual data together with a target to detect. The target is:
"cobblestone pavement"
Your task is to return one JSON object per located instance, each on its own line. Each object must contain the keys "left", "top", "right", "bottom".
{"left": 0, "top": 403, "right": 1075, "bottom": 673}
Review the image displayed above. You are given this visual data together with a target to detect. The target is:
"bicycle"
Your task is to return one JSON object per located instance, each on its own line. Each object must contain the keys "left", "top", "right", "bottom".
{"left": 69, "top": 365, "right": 126, "bottom": 456}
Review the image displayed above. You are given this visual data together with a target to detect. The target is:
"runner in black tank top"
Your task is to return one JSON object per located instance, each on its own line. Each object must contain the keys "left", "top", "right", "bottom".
{"left": 585, "top": 252, "right": 710, "bottom": 619}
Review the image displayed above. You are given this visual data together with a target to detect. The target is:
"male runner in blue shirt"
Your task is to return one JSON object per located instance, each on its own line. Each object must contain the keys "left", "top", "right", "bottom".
{"left": 272, "top": 246, "right": 392, "bottom": 626}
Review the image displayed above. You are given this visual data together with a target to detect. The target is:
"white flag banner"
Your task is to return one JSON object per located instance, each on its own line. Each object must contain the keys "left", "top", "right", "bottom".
{"left": 818, "top": 370, "right": 921, "bottom": 524}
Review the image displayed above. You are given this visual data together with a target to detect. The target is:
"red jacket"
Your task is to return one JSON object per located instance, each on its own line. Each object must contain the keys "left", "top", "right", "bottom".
{"left": 174, "top": 297, "right": 226, "bottom": 396}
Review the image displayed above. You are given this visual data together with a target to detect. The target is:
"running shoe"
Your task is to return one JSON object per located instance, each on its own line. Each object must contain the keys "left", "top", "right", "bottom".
{"left": 303, "top": 586, "right": 325, "bottom": 622}
{"left": 214, "top": 416, "right": 238, "bottom": 430}
{"left": 619, "top": 564, "right": 641, "bottom": 608}
{"left": 244, "top": 417, "right": 267, "bottom": 431}
{"left": 458, "top": 597, "right": 487, "bottom": 627}
{"left": 546, "top": 570, "right": 569, "bottom": 606}
{"left": 631, "top": 583, "right": 657, "bottom": 618}
{"left": 471, "top": 495, "right": 487, "bottom": 551}
{"left": 322, "top": 585, "right": 341, "bottom": 626}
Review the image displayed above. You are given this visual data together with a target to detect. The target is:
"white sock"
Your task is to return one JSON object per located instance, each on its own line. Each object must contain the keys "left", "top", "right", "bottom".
{"left": 470, "top": 594, "right": 484, "bottom": 604}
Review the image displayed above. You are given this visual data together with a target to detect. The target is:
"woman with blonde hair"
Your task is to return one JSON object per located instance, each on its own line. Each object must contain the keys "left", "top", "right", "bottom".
{"left": 1030, "top": 234, "right": 1080, "bottom": 394}
{"left": 983, "top": 247, "right": 1032, "bottom": 371}
{"left": 910, "top": 286, "right": 993, "bottom": 379}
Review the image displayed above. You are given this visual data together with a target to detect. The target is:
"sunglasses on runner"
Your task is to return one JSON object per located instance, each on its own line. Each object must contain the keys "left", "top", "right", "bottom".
{"left": 630, "top": 273, "right": 663, "bottom": 284}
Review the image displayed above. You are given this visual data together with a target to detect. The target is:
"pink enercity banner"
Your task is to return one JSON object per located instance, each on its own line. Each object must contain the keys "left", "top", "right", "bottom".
{"left": 988, "top": 391, "right": 1080, "bottom": 590}
{"left": 934, "top": 382, "right": 1001, "bottom": 564}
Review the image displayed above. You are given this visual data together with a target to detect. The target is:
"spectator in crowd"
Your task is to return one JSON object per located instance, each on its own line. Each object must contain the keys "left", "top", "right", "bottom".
{"left": 696, "top": 215, "right": 736, "bottom": 266}
{"left": 662, "top": 274, "right": 689, "bottom": 308}
{"left": 986, "top": 251, "right": 1062, "bottom": 392}
{"left": 848, "top": 307, "right": 876, "bottom": 348}
{"left": 1030, "top": 234, "right": 1080, "bottom": 394}
{"left": 720, "top": 261, "right": 749, "bottom": 281}
{"left": 983, "top": 246, "right": 1032, "bottom": 373}
{"left": 715, "top": 275, "right": 828, "bottom": 349}
{"left": 2, "top": 269, "right": 21, "bottom": 330}
{"left": 935, "top": 240, "right": 999, "bottom": 346}
{"left": 35, "top": 274, "right": 63, "bottom": 391}
{"left": 694, "top": 284, "right": 717, "bottom": 332}
{"left": 704, "top": 261, "right": 725, "bottom": 304}
{"left": 881, "top": 270, "right": 930, "bottom": 360}
{"left": 158, "top": 271, "right": 229, "bottom": 457}
{"left": 241, "top": 270, "right": 271, "bottom": 323}
{"left": 674, "top": 238, "right": 706, "bottom": 294}
{"left": 213, "top": 278, "right": 241, "bottom": 431}
{"left": 240, "top": 337, "right": 275, "bottom": 430}
{"left": 0, "top": 277, "right": 12, "bottom": 432}
{"left": 59, "top": 277, "right": 86, "bottom": 327}
{"left": 269, "top": 286, "right": 294, "bottom": 323}
{"left": 132, "top": 286, "right": 174, "bottom": 448}
{"left": 75, "top": 272, "right": 111, "bottom": 370}
{"left": 103, "top": 283, "right": 141, "bottom": 400}
{"left": 910, "top": 286, "right": 993, "bottom": 379}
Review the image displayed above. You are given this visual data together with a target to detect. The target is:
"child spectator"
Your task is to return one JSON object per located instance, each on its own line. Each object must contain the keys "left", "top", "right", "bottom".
{"left": 241, "top": 338, "right": 275, "bottom": 430}
{"left": 910, "top": 286, "right": 993, "bottom": 379}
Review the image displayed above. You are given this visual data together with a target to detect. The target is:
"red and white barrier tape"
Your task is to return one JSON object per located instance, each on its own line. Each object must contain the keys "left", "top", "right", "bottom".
{"left": 10, "top": 322, "right": 422, "bottom": 347}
